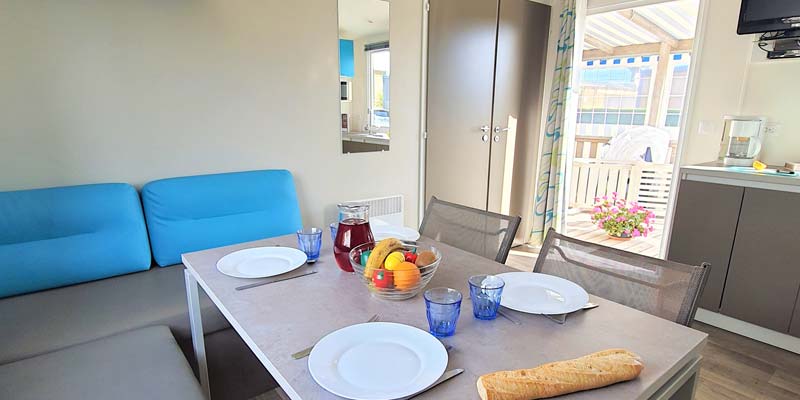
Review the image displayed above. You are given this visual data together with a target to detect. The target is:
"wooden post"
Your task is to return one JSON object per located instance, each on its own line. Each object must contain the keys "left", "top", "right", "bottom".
{"left": 648, "top": 42, "right": 672, "bottom": 126}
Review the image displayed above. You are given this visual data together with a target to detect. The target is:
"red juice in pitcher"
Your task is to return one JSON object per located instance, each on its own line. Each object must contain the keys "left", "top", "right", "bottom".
{"left": 333, "top": 218, "right": 374, "bottom": 272}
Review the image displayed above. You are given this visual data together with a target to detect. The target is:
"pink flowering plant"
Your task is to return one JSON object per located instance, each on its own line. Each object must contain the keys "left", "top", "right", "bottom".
{"left": 590, "top": 192, "right": 655, "bottom": 238}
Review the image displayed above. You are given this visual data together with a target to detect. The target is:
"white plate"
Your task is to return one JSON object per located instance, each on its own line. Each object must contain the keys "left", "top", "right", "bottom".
{"left": 497, "top": 272, "right": 589, "bottom": 315}
{"left": 308, "top": 322, "right": 447, "bottom": 400}
{"left": 371, "top": 225, "right": 421, "bottom": 242}
{"left": 216, "top": 247, "right": 307, "bottom": 279}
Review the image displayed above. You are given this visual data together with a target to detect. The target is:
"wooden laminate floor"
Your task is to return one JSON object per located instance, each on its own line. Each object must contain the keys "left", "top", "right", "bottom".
{"left": 692, "top": 321, "right": 800, "bottom": 400}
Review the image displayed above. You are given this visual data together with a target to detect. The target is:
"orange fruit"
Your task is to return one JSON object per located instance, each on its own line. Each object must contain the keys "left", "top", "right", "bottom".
{"left": 392, "top": 262, "right": 421, "bottom": 290}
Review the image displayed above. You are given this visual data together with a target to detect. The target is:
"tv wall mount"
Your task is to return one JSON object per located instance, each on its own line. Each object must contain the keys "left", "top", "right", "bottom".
{"left": 757, "top": 26, "right": 800, "bottom": 59}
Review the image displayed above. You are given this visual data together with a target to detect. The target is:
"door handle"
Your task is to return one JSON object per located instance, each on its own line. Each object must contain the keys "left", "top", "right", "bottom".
{"left": 480, "top": 125, "right": 491, "bottom": 133}
{"left": 493, "top": 126, "right": 510, "bottom": 133}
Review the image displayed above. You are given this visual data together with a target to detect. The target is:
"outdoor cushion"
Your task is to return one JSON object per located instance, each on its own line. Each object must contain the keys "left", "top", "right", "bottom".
{"left": 0, "top": 183, "right": 151, "bottom": 298}
{"left": 142, "top": 169, "right": 302, "bottom": 266}
{"left": 0, "top": 326, "right": 204, "bottom": 400}
{"left": 0, "top": 264, "right": 228, "bottom": 365}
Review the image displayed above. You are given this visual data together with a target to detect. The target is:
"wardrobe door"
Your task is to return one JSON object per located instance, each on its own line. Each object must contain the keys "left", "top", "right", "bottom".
{"left": 487, "top": 0, "right": 550, "bottom": 215}
{"left": 425, "top": 0, "right": 498, "bottom": 210}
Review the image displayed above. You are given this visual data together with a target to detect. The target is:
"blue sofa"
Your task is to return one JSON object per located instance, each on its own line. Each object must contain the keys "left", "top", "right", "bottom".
{"left": 0, "top": 170, "right": 303, "bottom": 400}
{"left": 142, "top": 169, "right": 302, "bottom": 266}
{"left": 0, "top": 183, "right": 151, "bottom": 298}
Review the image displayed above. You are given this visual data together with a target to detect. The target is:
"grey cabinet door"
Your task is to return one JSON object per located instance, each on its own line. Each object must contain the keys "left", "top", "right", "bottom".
{"left": 721, "top": 188, "right": 800, "bottom": 332}
{"left": 487, "top": 0, "right": 549, "bottom": 214}
{"left": 667, "top": 180, "right": 743, "bottom": 311}
{"left": 791, "top": 291, "right": 800, "bottom": 338}
{"left": 425, "top": 0, "right": 498, "bottom": 210}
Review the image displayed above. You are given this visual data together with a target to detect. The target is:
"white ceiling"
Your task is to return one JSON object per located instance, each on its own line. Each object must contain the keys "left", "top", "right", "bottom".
{"left": 338, "top": 0, "right": 390, "bottom": 39}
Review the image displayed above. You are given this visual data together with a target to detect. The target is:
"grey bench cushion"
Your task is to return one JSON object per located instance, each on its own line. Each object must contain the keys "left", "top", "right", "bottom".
{"left": 0, "top": 325, "right": 204, "bottom": 400}
{"left": 0, "top": 264, "right": 228, "bottom": 365}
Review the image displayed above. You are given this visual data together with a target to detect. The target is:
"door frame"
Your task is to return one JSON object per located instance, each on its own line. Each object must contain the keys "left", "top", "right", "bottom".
{"left": 417, "top": 0, "right": 428, "bottom": 225}
{"left": 660, "top": 0, "right": 709, "bottom": 258}
{"left": 557, "top": 0, "right": 710, "bottom": 258}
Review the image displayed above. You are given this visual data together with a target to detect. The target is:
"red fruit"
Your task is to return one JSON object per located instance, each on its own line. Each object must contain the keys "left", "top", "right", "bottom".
{"left": 404, "top": 252, "right": 417, "bottom": 263}
{"left": 372, "top": 269, "right": 394, "bottom": 289}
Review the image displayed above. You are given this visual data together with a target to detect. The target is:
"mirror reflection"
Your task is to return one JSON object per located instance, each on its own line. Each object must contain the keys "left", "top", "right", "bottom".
{"left": 339, "top": 0, "right": 390, "bottom": 153}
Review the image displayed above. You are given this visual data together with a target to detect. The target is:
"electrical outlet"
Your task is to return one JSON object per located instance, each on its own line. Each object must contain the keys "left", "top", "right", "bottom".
{"left": 698, "top": 120, "right": 717, "bottom": 136}
{"left": 764, "top": 123, "right": 782, "bottom": 136}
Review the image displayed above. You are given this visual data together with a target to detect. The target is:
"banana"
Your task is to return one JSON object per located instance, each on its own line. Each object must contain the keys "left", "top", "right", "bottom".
{"left": 364, "top": 238, "right": 405, "bottom": 277}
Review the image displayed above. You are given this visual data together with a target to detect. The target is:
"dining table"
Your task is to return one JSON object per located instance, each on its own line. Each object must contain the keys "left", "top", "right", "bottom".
{"left": 182, "top": 233, "right": 708, "bottom": 400}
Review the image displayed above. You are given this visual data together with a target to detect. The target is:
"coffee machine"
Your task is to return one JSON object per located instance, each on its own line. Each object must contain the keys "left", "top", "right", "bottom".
{"left": 720, "top": 116, "right": 767, "bottom": 167}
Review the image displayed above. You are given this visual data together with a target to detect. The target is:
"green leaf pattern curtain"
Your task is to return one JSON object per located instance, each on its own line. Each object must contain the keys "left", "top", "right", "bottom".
{"left": 531, "top": 0, "right": 577, "bottom": 244}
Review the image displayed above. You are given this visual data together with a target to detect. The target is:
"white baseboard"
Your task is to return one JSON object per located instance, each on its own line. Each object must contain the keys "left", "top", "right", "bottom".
{"left": 694, "top": 308, "right": 800, "bottom": 354}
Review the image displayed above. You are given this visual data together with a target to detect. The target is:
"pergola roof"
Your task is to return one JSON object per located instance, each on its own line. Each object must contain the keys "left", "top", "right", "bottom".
{"left": 584, "top": 0, "right": 698, "bottom": 59}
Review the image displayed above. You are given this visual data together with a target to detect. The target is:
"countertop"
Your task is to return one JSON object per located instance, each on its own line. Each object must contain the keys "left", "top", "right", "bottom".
{"left": 341, "top": 132, "right": 390, "bottom": 145}
{"left": 681, "top": 162, "right": 800, "bottom": 192}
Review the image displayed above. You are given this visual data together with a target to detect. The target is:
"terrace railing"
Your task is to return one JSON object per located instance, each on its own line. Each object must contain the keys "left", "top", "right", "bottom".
{"left": 574, "top": 135, "right": 678, "bottom": 164}
{"left": 569, "top": 159, "right": 673, "bottom": 219}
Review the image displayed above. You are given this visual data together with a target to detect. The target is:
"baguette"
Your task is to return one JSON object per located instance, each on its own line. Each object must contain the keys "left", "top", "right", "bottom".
{"left": 476, "top": 349, "right": 644, "bottom": 400}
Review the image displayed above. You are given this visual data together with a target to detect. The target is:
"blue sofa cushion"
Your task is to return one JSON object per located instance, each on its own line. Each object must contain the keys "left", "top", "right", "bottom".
{"left": 0, "top": 184, "right": 152, "bottom": 298}
{"left": 141, "top": 170, "right": 303, "bottom": 267}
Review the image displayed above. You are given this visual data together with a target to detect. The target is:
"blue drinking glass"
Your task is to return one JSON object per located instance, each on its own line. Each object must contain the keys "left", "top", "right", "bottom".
{"left": 296, "top": 228, "right": 322, "bottom": 263}
{"left": 329, "top": 222, "right": 338, "bottom": 244}
{"left": 424, "top": 288, "right": 462, "bottom": 337}
{"left": 468, "top": 275, "right": 505, "bottom": 320}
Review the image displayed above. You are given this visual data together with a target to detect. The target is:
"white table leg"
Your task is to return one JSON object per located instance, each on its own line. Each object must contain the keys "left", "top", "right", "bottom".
{"left": 185, "top": 270, "right": 211, "bottom": 400}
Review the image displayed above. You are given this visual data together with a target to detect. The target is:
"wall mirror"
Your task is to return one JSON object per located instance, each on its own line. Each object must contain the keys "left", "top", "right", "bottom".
{"left": 339, "top": 0, "right": 390, "bottom": 154}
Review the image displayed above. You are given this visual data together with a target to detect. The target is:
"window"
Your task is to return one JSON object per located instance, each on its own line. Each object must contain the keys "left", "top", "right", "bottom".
{"left": 576, "top": 54, "right": 692, "bottom": 139}
{"left": 576, "top": 57, "right": 656, "bottom": 137}
{"left": 366, "top": 48, "right": 390, "bottom": 133}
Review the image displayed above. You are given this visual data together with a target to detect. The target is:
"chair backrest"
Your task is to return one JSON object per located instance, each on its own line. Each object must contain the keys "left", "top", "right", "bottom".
{"left": 142, "top": 169, "right": 302, "bottom": 266}
{"left": 419, "top": 197, "right": 521, "bottom": 263}
{"left": 533, "top": 228, "right": 709, "bottom": 326}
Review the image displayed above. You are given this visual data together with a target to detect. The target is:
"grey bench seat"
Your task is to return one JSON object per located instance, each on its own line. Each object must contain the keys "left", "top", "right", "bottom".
{"left": 0, "top": 325, "right": 205, "bottom": 400}
{"left": 0, "top": 264, "right": 228, "bottom": 365}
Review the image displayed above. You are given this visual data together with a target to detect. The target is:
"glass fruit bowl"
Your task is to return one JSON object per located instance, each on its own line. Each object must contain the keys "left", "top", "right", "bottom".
{"left": 349, "top": 240, "right": 442, "bottom": 301}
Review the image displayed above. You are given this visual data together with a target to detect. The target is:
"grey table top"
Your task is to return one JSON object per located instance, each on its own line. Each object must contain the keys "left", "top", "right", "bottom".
{"left": 682, "top": 162, "right": 800, "bottom": 191}
{"left": 183, "top": 234, "right": 707, "bottom": 400}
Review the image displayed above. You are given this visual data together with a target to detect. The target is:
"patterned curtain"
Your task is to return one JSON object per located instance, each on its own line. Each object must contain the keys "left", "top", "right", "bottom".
{"left": 530, "top": 0, "right": 578, "bottom": 245}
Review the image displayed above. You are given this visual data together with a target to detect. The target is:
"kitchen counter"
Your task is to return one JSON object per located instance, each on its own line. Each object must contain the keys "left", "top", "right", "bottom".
{"left": 341, "top": 132, "right": 390, "bottom": 146}
{"left": 670, "top": 161, "right": 800, "bottom": 354}
{"left": 681, "top": 162, "right": 800, "bottom": 193}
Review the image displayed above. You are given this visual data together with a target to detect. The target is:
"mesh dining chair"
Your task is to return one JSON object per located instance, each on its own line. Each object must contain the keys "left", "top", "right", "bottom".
{"left": 533, "top": 228, "right": 710, "bottom": 326}
{"left": 419, "top": 196, "right": 521, "bottom": 264}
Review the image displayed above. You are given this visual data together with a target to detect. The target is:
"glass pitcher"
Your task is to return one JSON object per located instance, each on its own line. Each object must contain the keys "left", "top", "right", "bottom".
{"left": 333, "top": 203, "right": 374, "bottom": 272}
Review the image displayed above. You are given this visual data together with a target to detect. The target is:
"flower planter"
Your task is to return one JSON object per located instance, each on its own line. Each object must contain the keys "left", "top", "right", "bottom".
{"left": 591, "top": 193, "right": 655, "bottom": 241}
{"left": 607, "top": 232, "right": 633, "bottom": 240}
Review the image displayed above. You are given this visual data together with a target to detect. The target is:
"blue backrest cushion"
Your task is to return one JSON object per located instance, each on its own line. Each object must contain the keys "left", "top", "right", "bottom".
{"left": 142, "top": 169, "right": 303, "bottom": 266}
{"left": 0, "top": 184, "right": 152, "bottom": 298}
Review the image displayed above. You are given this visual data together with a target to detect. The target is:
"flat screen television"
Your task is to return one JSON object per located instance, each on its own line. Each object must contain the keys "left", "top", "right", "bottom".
{"left": 738, "top": 0, "right": 800, "bottom": 34}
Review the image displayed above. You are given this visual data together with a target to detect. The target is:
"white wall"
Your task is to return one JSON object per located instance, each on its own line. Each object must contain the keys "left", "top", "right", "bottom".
{"left": 681, "top": 0, "right": 800, "bottom": 166}
{"left": 739, "top": 60, "right": 800, "bottom": 165}
{"left": 0, "top": 0, "right": 424, "bottom": 228}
